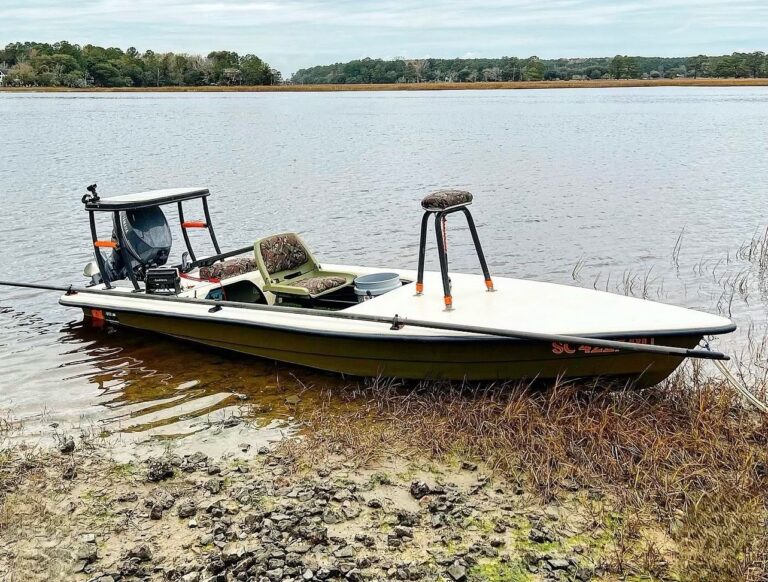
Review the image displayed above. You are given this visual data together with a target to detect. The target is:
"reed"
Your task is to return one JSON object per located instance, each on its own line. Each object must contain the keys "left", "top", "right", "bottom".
{"left": 1, "top": 78, "right": 767, "bottom": 93}
{"left": 279, "top": 369, "right": 768, "bottom": 579}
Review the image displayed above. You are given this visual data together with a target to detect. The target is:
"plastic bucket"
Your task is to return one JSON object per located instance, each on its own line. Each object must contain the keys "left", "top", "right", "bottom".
{"left": 354, "top": 272, "right": 401, "bottom": 302}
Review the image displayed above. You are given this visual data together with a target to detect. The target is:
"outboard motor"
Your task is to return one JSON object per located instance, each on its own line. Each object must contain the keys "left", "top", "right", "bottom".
{"left": 105, "top": 207, "right": 172, "bottom": 282}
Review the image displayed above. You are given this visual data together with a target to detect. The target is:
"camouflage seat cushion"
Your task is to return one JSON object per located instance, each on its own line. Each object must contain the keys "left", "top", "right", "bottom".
{"left": 294, "top": 276, "right": 347, "bottom": 295}
{"left": 258, "top": 233, "right": 309, "bottom": 275}
{"left": 421, "top": 189, "right": 473, "bottom": 211}
{"left": 198, "top": 257, "right": 257, "bottom": 280}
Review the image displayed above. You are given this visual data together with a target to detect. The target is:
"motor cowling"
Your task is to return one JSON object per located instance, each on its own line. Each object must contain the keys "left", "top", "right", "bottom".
{"left": 105, "top": 207, "right": 172, "bottom": 282}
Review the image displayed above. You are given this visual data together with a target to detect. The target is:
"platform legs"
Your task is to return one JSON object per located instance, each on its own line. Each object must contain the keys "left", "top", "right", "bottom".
{"left": 414, "top": 205, "right": 494, "bottom": 310}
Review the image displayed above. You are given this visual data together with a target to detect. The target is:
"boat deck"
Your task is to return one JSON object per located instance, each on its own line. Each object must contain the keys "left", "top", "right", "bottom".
{"left": 340, "top": 268, "right": 735, "bottom": 338}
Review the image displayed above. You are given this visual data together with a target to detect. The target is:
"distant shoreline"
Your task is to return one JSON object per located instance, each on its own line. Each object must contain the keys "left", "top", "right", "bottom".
{"left": 2, "top": 78, "right": 767, "bottom": 93}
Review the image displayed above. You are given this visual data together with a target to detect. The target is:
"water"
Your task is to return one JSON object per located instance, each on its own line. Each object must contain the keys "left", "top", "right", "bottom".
{"left": 1, "top": 87, "right": 767, "bottom": 449}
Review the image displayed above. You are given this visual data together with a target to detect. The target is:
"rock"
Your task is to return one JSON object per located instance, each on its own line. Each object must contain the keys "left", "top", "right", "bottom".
{"left": 147, "top": 458, "right": 174, "bottom": 482}
{"left": 80, "top": 533, "right": 97, "bottom": 544}
{"left": 178, "top": 498, "right": 197, "bottom": 518}
{"left": 366, "top": 498, "right": 382, "bottom": 509}
{"left": 446, "top": 562, "right": 467, "bottom": 581}
{"left": 286, "top": 542, "right": 311, "bottom": 554}
{"left": 342, "top": 505, "right": 361, "bottom": 519}
{"left": 302, "top": 569, "right": 314, "bottom": 580}
{"left": 221, "top": 542, "right": 246, "bottom": 563}
{"left": 396, "top": 510, "right": 419, "bottom": 527}
{"left": 181, "top": 572, "right": 201, "bottom": 582}
{"left": 332, "top": 489, "right": 351, "bottom": 502}
{"left": 188, "top": 519, "right": 198, "bottom": 528}
{"left": 322, "top": 509, "right": 343, "bottom": 524}
{"left": 334, "top": 546, "right": 356, "bottom": 559}
{"left": 204, "top": 479, "right": 222, "bottom": 494}
{"left": 393, "top": 525, "right": 413, "bottom": 539}
{"left": 354, "top": 534, "right": 375, "bottom": 547}
{"left": 529, "top": 528, "right": 553, "bottom": 544}
{"left": 128, "top": 544, "right": 152, "bottom": 562}
{"left": 410, "top": 481, "right": 431, "bottom": 499}
{"left": 59, "top": 435, "right": 76, "bottom": 454}
{"left": 207, "top": 465, "right": 222, "bottom": 475}
{"left": 74, "top": 543, "right": 97, "bottom": 563}
{"left": 460, "top": 461, "right": 478, "bottom": 471}
{"left": 150, "top": 504, "right": 163, "bottom": 520}
{"left": 117, "top": 492, "right": 138, "bottom": 503}
{"left": 63, "top": 465, "right": 77, "bottom": 480}
{"left": 548, "top": 558, "right": 570, "bottom": 570}
{"left": 199, "top": 533, "right": 214, "bottom": 546}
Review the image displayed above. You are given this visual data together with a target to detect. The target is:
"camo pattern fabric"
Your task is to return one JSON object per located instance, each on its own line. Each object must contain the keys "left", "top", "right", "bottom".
{"left": 295, "top": 276, "right": 347, "bottom": 295}
{"left": 259, "top": 234, "right": 309, "bottom": 274}
{"left": 421, "top": 189, "right": 473, "bottom": 211}
{"left": 199, "top": 257, "right": 257, "bottom": 280}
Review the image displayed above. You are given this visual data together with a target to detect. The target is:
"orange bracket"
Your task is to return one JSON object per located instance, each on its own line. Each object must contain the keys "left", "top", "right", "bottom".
{"left": 182, "top": 221, "right": 207, "bottom": 229}
{"left": 94, "top": 240, "right": 117, "bottom": 248}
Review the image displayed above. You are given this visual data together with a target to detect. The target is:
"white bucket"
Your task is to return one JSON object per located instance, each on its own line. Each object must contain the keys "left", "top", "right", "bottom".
{"left": 354, "top": 272, "right": 401, "bottom": 302}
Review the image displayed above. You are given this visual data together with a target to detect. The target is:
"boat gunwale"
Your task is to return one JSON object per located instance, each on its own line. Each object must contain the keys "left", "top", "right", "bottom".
{"left": 59, "top": 295, "right": 736, "bottom": 343}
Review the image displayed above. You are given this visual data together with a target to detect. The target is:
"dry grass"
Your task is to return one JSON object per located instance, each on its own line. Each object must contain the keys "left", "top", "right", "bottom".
{"left": 2, "top": 78, "right": 767, "bottom": 93}
{"left": 280, "top": 367, "right": 768, "bottom": 580}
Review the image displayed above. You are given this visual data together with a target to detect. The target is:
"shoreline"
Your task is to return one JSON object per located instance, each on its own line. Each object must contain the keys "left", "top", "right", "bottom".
{"left": 1, "top": 78, "right": 767, "bottom": 93}
{"left": 1, "top": 376, "right": 767, "bottom": 580}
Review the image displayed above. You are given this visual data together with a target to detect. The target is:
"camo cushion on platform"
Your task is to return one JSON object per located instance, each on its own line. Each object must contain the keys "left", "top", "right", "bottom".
{"left": 295, "top": 276, "right": 347, "bottom": 294}
{"left": 259, "top": 233, "right": 309, "bottom": 275}
{"left": 421, "top": 189, "right": 473, "bottom": 211}
{"left": 199, "top": 257, "right": 257, "bottom": 280}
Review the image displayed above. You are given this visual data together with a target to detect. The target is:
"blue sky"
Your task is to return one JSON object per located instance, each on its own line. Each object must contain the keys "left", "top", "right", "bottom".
{"left": 3, "top": 0, "right": 766, "bottom": 75}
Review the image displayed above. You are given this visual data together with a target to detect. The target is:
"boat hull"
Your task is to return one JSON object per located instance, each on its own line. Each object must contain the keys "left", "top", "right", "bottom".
{"left": 92, "top": 308, "right": 699, "bottom": 387}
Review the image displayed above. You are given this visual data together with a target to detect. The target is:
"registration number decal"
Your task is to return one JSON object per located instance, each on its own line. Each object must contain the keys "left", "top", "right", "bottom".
{"left": 552, "top": 337, "right": 654, "bottom": 355}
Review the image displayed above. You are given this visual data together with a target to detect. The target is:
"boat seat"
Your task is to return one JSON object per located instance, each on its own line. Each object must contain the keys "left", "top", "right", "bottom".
{"left": 421, "top": 189, "right": 473, "bottom": 211}
{"left": 254, "top": 232, "right": 355, "bottom": 299}
{"left": 198, "top": 257, "right": 257, "bottom": 280}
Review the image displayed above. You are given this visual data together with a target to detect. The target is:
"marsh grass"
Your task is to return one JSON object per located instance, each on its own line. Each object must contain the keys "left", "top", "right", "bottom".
{"left": 2, "top": 78, "right": 766, "bottom": 94}
{"left": 280, "top": 368, "right": 768, "bottom": 579}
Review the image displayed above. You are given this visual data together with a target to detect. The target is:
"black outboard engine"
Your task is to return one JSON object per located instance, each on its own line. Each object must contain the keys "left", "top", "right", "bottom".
{"left": 105, "top": 207, "right": 172, "bottom": 282}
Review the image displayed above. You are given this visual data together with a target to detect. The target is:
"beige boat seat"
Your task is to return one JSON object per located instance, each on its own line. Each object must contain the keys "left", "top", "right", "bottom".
{"left": 421, "top": 189, "right": 473, "bottom": 211}
{"left": 254, "top": 233, "right": 355, "bottom": 299}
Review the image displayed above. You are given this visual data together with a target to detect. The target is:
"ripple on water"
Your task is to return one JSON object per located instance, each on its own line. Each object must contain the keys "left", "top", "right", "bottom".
{"left": 1, "top": 87, "right": 767, "bottom": 451}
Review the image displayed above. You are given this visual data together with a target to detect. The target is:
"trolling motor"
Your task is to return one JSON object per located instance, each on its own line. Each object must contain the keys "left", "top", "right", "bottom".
{"left": 415, "top": 189, "right": 494, "bottom": 310}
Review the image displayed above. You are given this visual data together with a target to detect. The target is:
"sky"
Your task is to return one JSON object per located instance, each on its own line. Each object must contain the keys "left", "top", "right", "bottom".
{"left": 3, "top": 0, "right": 767, "bottom": 75}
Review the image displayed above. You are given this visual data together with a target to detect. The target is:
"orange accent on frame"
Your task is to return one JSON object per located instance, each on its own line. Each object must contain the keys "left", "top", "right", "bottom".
{"left": 415, "top": 282, "right": 424, "bottom": 294}
{"left": 485, "top": 278, "right": 494, "bottom": 290}
{"left": 182, "top": 221, "right": 207, "bottom": 229}
{"left": 90, "top": 308, "right": 105, "bottom": 321}
{"left": 444, "top": 295, "right": 453, "bottom": 308}
{"left": 94, "top": 240, "right": 117, "bottom": 248}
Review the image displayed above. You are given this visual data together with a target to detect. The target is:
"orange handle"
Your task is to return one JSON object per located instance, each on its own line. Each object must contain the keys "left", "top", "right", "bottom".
{"left": 94, "top": 240, "right": 117, "bottom": 248}
{"left": 182, "top": 221, "right": 207, "bottom": 229}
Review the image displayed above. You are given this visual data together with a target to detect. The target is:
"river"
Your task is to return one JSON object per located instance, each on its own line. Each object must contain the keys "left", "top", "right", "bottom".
{"left": 1, "top": 87, "right": 767, "bottom": 451}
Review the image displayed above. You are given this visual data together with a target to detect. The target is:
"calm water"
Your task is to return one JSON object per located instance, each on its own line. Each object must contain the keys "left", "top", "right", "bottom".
{"left": 1, "top": 87, "right": 767, "bottom": 450}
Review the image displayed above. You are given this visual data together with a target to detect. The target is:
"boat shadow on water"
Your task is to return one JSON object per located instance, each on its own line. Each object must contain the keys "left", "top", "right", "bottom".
{"left": 57, "top": 318, "right": 683, "bottom": 440}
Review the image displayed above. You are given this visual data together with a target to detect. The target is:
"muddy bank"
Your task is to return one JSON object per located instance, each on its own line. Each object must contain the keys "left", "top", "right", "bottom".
{"left": 1, "top": 372, "right": 767, "bottom": 582}
{"left": 0, "top": 441, "right": 669, "bottom": 582}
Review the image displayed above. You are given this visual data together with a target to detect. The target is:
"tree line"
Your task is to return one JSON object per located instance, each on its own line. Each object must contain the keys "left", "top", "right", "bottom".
{"left": 0, "top": 41, "right": 281, "bottom": 87}
{"left": 291, "top": 53, "right": 768, "bottom": 84}
{"left": 2, "top": 42, "right": 766, "bottom": 88}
